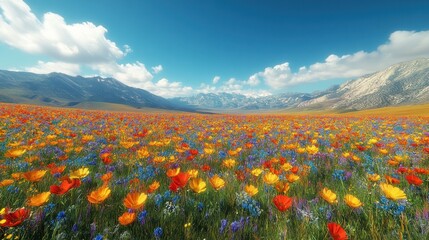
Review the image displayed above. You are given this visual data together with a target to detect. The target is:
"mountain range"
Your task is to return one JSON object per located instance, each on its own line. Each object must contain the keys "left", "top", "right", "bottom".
{"left": 0, "top": 58, "right": 428, "bottom": 112}
{"left": 174, "top": 58, "right": 429, "bottom": 111}
{"left": 0, "top": 70, "right": 193, "bottom": 111}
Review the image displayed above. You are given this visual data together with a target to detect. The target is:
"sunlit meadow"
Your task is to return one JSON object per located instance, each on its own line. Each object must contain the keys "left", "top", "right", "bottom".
{"left": 1, "top": 104, "right": 428, "bottom": 239}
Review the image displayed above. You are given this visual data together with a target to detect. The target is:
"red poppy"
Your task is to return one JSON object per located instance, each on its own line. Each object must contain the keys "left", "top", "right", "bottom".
{"left": 201, "top": 164, "right": 211, "bottom": 172}
{"left": 189, "top": 149, "right": 199, "bottom": 156}
{"left": 0, "top": 208, "right": 30, "bottom": 227}
{"left": 291, "top": 166, "right": 299, "bottom": 174}
{"left": 262, "top": 161, "right": 272, "bottom": 169}
{"left": 356, "top": 145, "right": 366, "bottom": 151}
{"left": 327, "top": 222, "right": 348, "bottom": 240}
{"left": 414, "top": 168, "right": 429, "bottom": 175}
{"left": 50, "top": 177, "right": 81, "bottom": 195}
{"left": 235, "top": 170, "right": 246, "bottom": 181}
{"left": 397, "top": 167, "right": 409, "bottom": 174}
{"left": 424, "top": 147, "right": 429, "bottom": 154}
{"left": 272, "top": 195, "right": 293, "bottom": 212}
{"left": 186, "top": 155, "right": 195, "bottom": 161}
{"left": 405, "top": 174, "right": 423, "bottom": 186}
{"left": 171, "top": 172, "right": 190, "bottom": 189}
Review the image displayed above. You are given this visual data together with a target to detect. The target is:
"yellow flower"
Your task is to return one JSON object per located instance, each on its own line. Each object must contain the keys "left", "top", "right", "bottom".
{"left": 380, "top": 183, "right": 407, "bottom": 201}
{"left": 281, "top": 163, "right": 292, "bottom": 172}
{"left": 222, "top": 159, "right": 237, "bottom": 168}
{"left": 244, "top": 184, "right": 258, "bottom": 197}
{"left": 137, "top": 148, "right": 150, "bottom": 158}
{"left": 189, "top": 178, "right": 207, "bottom": 193}
{"left": 0, "top": 179, "right": 14, "bottom": 187}
{"left": 368, "top": 173, "right": 381, "bottom": 182}
{"left": 27, "top": 192, "right": 51, "bottom": 207}
{"left": 286, "top": 174, "right": 300, "bottom": 183}
{"left": 70, "top": 167, "right": 89, "bottom": 179}
{"left": 0, "top": 208, "right": 5, "bottom": 215}
{"left": 5, "top": 149, "right": 26, "bottom": 158}
{"left": 344, "top": 194, "right": 363, "bottom": 209}
{"left": 263, "top": 172, "right": 279, "bottom": 185}
{"left": 87, "top": 185, "right": 111, "bottom": 204}
{"left": 187, "top": 169, "right": 199, "bottom": 178}
{"left": 251, "top": 168, "right": 263, "bottom": 177}
{"left": 306, "top": 145, "right": 319, "bottom": 155}
{"left": 153, "top": 156, "right": 166, "bottom": 163}
{"left": 123, "top": 192, "right": 147, "bottom": 210}
{"left": 118, "top": 212, "right": 136, "bottom": 225}
{"left": 320, "top": 187, "right": 337, "bottom": 204}
{"left": 209, "top": 175, "right": 225, "bottom": 190}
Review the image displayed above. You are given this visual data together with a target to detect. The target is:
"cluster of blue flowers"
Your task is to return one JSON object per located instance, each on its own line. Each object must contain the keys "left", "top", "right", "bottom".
{"left": 136, "top": 164, "right": 156, "bottom": 181}
{"left": 376, "top": 196, "right": 407, "bottom": 216}
{"left": 236, "top": 192, "right": 263, "bottom": 217}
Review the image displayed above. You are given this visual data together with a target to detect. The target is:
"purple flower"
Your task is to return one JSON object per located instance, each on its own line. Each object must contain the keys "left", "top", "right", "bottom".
{"left": 219, "top": 219, "right": 228, "bottom": 233}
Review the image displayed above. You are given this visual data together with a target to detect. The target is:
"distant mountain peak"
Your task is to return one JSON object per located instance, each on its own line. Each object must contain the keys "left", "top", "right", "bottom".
{"left": 176, "top": 59, "right": 429, "bottom": 111}
{"left": 0, "top": 70, "right": 195, "bottom": 112}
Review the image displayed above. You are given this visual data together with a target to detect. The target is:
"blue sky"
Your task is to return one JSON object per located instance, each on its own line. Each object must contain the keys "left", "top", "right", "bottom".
{"left": 1, "top": 0, "right": 429, "bottom": 97}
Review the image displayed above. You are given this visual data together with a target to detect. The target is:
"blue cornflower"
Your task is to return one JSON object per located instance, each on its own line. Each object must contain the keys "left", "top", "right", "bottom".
{"left": 154, "top": 227, "right": 163, "bottom": 239}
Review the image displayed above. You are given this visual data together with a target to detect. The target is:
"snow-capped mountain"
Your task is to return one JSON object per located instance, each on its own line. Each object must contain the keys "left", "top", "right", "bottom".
{"left": 175, "top": 58, "right": 429, "bottom": 111}
{"left": 173, "top": 92, "right": 313, "bottom": 110}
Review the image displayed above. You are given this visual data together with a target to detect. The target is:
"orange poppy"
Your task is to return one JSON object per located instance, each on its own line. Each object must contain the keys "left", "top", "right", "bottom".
{"left": 123, "top": 192, "right": 147, "bottom": 210}
{"left": 167, "top": 167, "right": 181, "bottom": 178}
{"left": 148, "top": 181, "right": 160, "bottom": 193}
{"left": 0, "top": 179, "right": 14, "bottom": 187}
{"left": 209, "top": 175, "right": 226, "bottom": 190}
{"left": 23, "top": 170, "right": 47, "bottom": 182}
{"left": 27, "top": 192, "right": 51, "bottom": 207}
{"left": 101, "top": 172, "right": 113, "bottom": 183}
{"left": 118, "top": 212, "right": 136, "bottom": 226}
{"left": 87, "top": 185, "right": 111, "bottom": 204}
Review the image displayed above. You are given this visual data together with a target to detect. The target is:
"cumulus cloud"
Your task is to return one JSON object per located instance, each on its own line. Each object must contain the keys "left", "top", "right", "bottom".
{"left": 142, "top": 78, "right": 193, "bottom": 97}
{"left": 0, "top": 0, "right": 125, "bottom": 64}
{"left": 212, "top": 76, "right": 220, "bottom": 84}
{"left": 151, "top": 65, "right": 163, "bottom": 74}
{"left": 25, "top": 61, "right": 80, "bottom": 76}
{"left": 0, "top": 0, "right": 197, "bottom": 98}
{"left": 93, "top": 61, "right": 153, "bottom": 86}
{"left": 251, "top": 30, "right": 429, "bottom": 88}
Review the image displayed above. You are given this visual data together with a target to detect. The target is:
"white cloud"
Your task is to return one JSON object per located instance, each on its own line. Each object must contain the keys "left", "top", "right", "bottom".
{"left": 25, "top": 61, "right": 80, "bottom": 75}
{"left": 142, "top": 78, "right": 193, "bottom": 97}
{"left": 247, "top": 74, "right": 260, "bottom": 86}
{"left": 251, "top": 30, "right": 429, "bottom": 88}
{"left": 94, "top": 61, "right": 153, "bottom": 86}
{"left": 151, "top": 65, "right": 163, "bottom": 74}
{"left": 212, "top": 76, "right": 220, "bottom": 84}
{"left": 0, "top": 0, "right": 126, "bottom": 64}
{"left": 123, "top": 45, "right": 132, "bottom": 56}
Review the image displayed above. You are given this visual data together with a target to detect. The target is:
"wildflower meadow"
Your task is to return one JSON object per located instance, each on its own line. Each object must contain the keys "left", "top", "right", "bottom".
{"left": 1, "top": 104, "right": 428, "bottom": 239}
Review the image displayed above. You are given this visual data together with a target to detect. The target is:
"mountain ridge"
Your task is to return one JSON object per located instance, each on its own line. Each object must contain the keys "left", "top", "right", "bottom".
{"left": 0, "top": 70, "right": 195, "bottom": 112}
{"left": 175, "top": 58, "right": 429, "bottom": 111}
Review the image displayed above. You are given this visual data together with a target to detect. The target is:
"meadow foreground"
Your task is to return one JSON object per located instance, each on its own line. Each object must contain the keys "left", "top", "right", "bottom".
{"left": 1, "top": 104, "right": 428, "bottom": 239}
